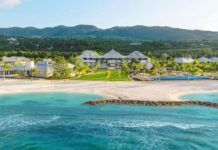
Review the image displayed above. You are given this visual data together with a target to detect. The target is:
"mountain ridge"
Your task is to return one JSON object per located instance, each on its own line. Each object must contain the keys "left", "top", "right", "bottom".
{"left": 1, "top": 25, "right": 218, "bottom": 40}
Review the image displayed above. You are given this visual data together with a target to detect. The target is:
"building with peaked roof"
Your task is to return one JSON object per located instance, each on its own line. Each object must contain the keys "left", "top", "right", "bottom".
{"left": 175, "top": 57, "right": 194, "bottom": 63}
{"left": 210, "top": 57, "right": 218, "bottom": 62}
{"left": 33, "top": 59, "right": 55, "bottom": 78}
{"left": 127, "top": 51, "right": 150, "bottom": 62}
{"left": 78, "top": 50, "right": 151, "bottom": 69}
{"left": 34, "top": 59, "right": 76, "bottom": 78}
{"left": 79, "top": 50, "right": 100, "bottom": 67}
{"left": 198, "top": 57, "right": 210, "bottom": 63}
{"left": 127, "top": 51, "right": 148, "bottom": 59}
{"left": 100, "top": 49, "right": 125, "bottom": 69}
{"left": 197, "top": 57, "right": 218, "bottom": 63}
{"left": 101, "top": 49, "right": 125, "bottom": 59}
{"left": 0, "top": 56, "right": 34, "bottom": 77}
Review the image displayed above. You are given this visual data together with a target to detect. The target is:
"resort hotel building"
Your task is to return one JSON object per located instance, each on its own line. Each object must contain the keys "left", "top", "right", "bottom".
{"left": 0, "top": 57, "right": 74, "bottom": 78}
{"left": 0, "top": 56, "right": 34, "bottom": 77}
{"left": 175, "top": 57, "right": 218, "bottom": 63}
{"left": 198, "top": 57, "right": 218, "bottom": 63}
{"left": 174, "top": 57, "right": 194, "bottom": 63}
{"left": 79, "top": 49, "right": 152, "bottom": 69}
{"left": 33, "top": 59, "right": 56, "bottom": 78}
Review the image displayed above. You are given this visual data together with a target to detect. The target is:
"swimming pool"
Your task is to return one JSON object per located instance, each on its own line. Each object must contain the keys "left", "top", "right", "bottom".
{"left": 151, "top": 75, "right": 209, "bottom": 80}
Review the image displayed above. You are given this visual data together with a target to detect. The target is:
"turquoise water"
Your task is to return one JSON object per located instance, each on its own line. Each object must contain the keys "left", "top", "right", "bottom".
{"left": 1, "top": 92, "right": 218, "bottom": 150}
{"left": 151, "top": 75, "right": 209, "bottom": 80}
{"left": 180, "top": 92, "right": 218, "bottom": 102}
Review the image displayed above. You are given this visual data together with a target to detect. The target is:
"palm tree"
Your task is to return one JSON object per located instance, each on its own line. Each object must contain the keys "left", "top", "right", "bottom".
{"left": 2, "top": 62, "right": 11, "bottom": 80}
{"left": 0, "top": 58, "right": 3, "bottom": 78}
{"left": 31, "top": 68, "right": 38, "bottom": 81}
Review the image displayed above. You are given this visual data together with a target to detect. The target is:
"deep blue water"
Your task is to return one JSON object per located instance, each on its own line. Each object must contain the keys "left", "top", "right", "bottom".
{"left": 0, "top": 92, "right": 218, "bottom": 150}
{"left": 151, "top": 75, "right": 209, "bottom": 80}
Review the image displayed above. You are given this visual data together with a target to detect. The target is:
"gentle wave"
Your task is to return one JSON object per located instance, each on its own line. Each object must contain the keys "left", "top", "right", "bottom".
{"left": 0, "top": 114, "right": 60, "bottom": 131}
{"left": 93, "top": 120, "right": 215, "bottom": 130}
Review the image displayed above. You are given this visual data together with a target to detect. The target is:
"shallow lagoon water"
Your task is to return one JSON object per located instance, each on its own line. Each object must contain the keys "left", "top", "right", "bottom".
{"left": 0, "top": 92, "right": 218, "bottom": 150}
{"left": 180, "top": 92, "right": 218, "bottom": 102}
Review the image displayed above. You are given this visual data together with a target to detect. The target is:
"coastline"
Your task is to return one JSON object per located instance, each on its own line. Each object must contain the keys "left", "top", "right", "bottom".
{"left": 0, "top": 79, "right": 218, "bottom": 101}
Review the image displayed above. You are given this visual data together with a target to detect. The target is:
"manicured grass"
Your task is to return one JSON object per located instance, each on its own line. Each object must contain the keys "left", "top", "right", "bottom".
{"left": 76, "top": 70, "right": 130, "bottom": 81}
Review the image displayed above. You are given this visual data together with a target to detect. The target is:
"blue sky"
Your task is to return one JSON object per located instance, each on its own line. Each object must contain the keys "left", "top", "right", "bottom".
{"left": 0, "top": 0, "right": 218, "bottom": 31}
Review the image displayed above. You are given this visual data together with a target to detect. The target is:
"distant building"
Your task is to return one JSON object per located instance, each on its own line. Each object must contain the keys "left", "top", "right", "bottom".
{"left": 100, "top": 49, "right": 125, "bottom": 69}
{"left": 34, "top": 59, "right": 55, "bottom": 78}
{"left": 127, "top": 51, "right": 152, "bottom": 69}
{"left": 130, "top": 42, "right": 142, "bottom": 46}
{"left": 0, "top": 56, "right": 34, "bottom": 77}
{"left": 175, "top": 57, "right": 194, "bottom": 63}
{"left": 79, "top": 50, "right": 152, "bottom": 70}
{"left": 198, "top": 57, "right": 210, "bottom": 63}
{"left": 79, "top": 50, "right": 100, "bottom": 67}
{"left": 210, "top": 57, "right": 218, "bottom": 62}
{"left": 34, "top": 59, "right": 75, "bottom": 78}
{"left": 198, "top": 57, "right": 218, "bottom": 63}
{"left": 127, "top": 51, "right": 150, "bottom": 62}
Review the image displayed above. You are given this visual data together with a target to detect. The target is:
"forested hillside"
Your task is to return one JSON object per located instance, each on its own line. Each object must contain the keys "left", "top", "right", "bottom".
{"left": 1, "top": 25, "right": 218, "bottom": 40}
{"left": 0, "top": 35, "right": 218, "bottom": 59}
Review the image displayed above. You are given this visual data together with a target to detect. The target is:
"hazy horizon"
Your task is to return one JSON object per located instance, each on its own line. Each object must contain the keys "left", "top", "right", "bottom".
{"left": 1, "top": 24, "right": 218, "bottom": 32}
{"left": 1, "top": 0, "right": 218, "bottom": 31}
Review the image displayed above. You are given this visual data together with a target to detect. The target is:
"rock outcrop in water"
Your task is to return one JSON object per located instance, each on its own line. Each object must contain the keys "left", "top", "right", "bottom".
{"left": 84, "top": 100, "right": 218, "bottom": 108}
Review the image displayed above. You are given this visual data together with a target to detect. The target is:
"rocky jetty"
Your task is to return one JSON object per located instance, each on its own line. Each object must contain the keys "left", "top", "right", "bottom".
{"left": 84, "top": 99, "right": 218, "bottom": 108}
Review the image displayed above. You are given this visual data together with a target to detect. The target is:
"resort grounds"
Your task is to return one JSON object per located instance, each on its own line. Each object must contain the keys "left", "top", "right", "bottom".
{"left": 0, "top": 79, "right": 218, "bottom": 101}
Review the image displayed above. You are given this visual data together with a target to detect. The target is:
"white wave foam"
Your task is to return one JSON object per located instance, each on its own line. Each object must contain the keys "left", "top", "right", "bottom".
{"left": 94, "top": 120, "right": 215, "bottom": 130}
{"left": 0, "top": 114, "right": 60, "bottom": 131}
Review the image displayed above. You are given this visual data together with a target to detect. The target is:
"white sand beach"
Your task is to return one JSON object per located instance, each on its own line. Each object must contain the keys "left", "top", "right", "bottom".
{"left": 0, "top": 79, "right": 218, "bottom": 101}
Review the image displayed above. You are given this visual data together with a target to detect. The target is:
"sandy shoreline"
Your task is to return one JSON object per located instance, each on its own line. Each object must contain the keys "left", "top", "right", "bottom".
{"left": 0, "top": 79, "right": 218, "bottom": 101}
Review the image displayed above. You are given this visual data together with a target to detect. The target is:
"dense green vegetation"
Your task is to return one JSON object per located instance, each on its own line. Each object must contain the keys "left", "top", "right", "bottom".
{"left": 150, "top": 59, "right": 218, "bottom": 76}
{"left": 0, "top": 35, "right": 217, "bottom": 80}
{"left": 75, "top": 70, "right": 130, "bottom": 81}
{"left": 1, "top": 36, "right": 218, "bottom": 59}
{"left": 1, "top": 25, "right": 218, "bottom": 40}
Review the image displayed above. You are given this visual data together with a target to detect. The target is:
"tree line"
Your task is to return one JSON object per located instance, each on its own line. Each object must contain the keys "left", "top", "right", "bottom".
{"left": 0, "top": 36, "right": 218, "bottom": 59}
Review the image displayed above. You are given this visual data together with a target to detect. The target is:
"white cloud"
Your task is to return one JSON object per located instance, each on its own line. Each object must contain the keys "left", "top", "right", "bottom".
{"left": 0, "top": 0, "right": 22, "bottom": 9}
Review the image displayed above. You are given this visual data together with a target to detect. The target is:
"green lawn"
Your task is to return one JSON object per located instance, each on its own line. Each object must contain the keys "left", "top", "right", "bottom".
{"left": 76, "top": 70, "right": 130, "bottom": 81}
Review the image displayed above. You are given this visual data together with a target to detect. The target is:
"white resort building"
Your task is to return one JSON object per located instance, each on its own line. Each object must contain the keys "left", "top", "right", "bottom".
{"left": 79, "top": 50, "right": 151, "bottom": 69}
{"left": 79, "top": 50, "right": 100, "bottom": 67}
{"left": 198, "top": 57, "right": 211, "bottom": 63}
{"left": 198, "top": 57, "right": 218, "bottom": 63}
{"left": 33, "top": 59, "right": 55, "bottom": 78}
{"left": 100, "top": 49, "right": 125, "bottom": 69}
{"left": 33, "top": 59, "right": 75, "bottom": 78}
{"left": 175, "top": 57, "right": 194, "bottom": 63}
{"left": 0, "top": 56, "right": 34, "bottom": 77}
{"left": 127, "top": 51, "right": 153, "bottom": 69}
{"left": 0, "top": 57, "right": 75, "bottom": 78}
{"left": 210, "top": 57, "right": 218, "bottom": 62}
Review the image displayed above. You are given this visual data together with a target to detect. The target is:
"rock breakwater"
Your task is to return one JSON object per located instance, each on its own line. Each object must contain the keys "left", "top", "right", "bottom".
{"left": 84, "top": 99, "right": 218, "bottom": 108}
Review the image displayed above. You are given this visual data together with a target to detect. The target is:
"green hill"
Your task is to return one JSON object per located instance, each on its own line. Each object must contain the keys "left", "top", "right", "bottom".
{"left": 1, "top": 25, "right": 218, "bottom": 40}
